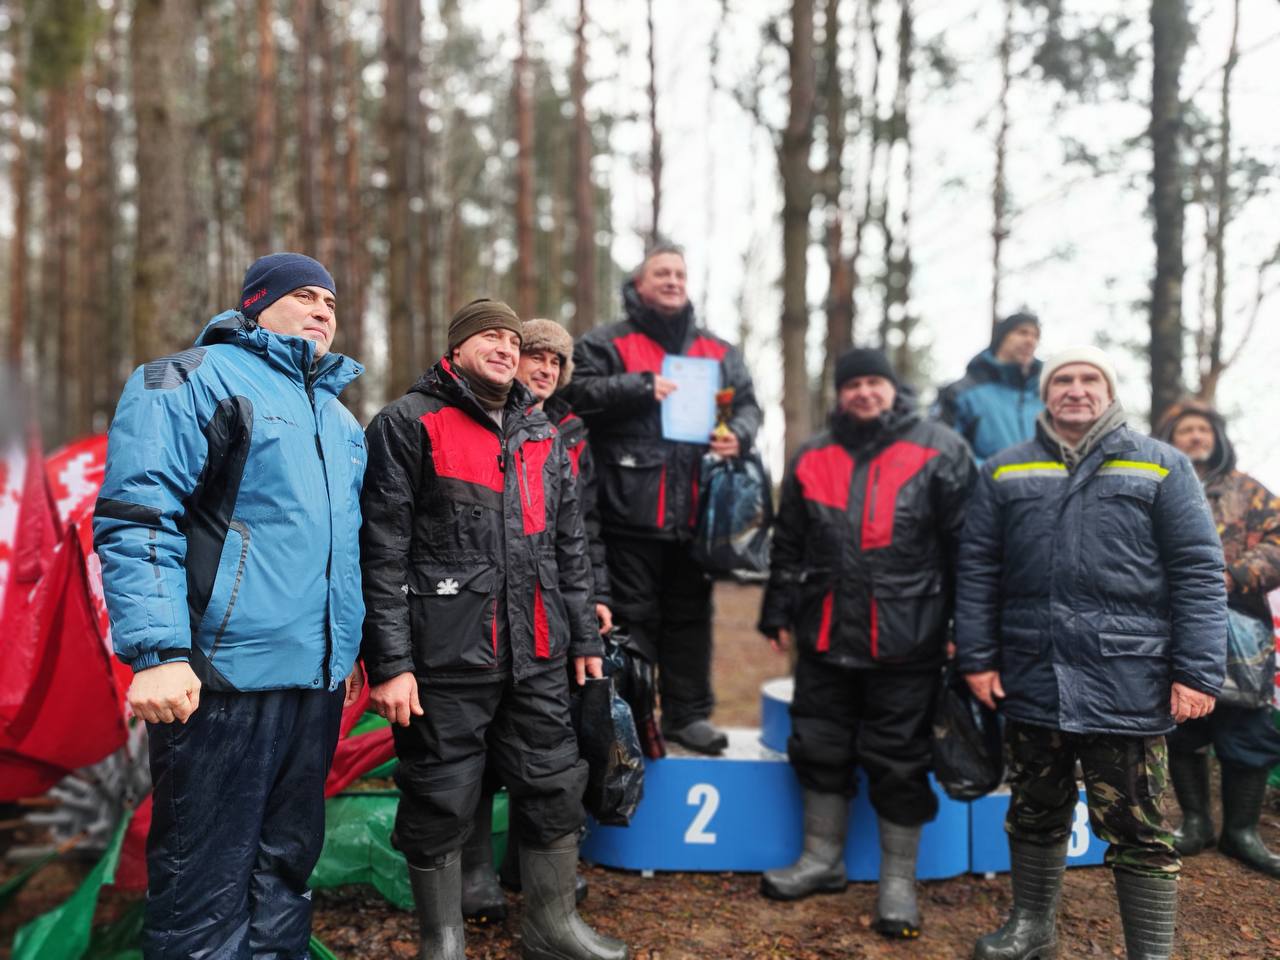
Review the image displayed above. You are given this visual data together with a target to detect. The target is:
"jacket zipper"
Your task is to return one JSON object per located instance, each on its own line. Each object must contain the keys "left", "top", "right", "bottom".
{"left": 868, "top": 464, "right": 881, "bottom": 524}
{"left": 307, "top": 358, "right": 336, "bottom": 690}
{"left": 518, "top": 449, "right": 532, "bottom": 508}
{"left": 208, "top": 519, "right": 251, "bottom": 660}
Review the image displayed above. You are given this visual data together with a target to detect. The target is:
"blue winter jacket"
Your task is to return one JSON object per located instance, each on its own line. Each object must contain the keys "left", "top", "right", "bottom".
{"left": 934, "top": 350, "right": 1042, "bottom": 462}
{"left": 955, "top": 423, "right": 1227, "bottom": 736}
{"left": 93, "top": 312, "right": 366, "bottom": 693}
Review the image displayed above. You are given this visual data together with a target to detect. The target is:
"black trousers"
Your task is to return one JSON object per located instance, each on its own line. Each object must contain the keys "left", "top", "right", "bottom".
{"left": 787, "top": 655, "right": 940, "bottom": 827}
{"left": 391, "top": 664, "right": 588, "bottom": 865}
{"left": 144, "top": 687, "right": 344, "bottom": 960}
{"left": 1167, "top": 703, "right": 1280, "bottom": 769}
{"left": 606, "top": 534, "right": 715, "bottom": 729}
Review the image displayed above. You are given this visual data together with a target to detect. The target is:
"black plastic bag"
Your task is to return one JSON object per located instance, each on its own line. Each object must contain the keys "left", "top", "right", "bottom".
{"left": 931, "top": 664, "right": 1003, "bottom": 801}
{"left": 571, "top": 675, "right": 645, "bottom": 826}
{"left": 691, "top": 452, "right": 773, "bottom": 581}
{"left": 1218, "top": 608, "right": 1276, "bottom": 709}
{"left": 602, "top": 629, "right": 666, "bottom": 759}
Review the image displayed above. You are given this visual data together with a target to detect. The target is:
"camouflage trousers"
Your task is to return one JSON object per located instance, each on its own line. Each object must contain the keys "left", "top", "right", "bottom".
{"left": 1004, "top": 720, "right": 1179, "bottom": 877}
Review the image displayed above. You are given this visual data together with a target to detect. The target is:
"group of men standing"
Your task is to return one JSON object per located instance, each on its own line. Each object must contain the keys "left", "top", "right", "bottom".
{"left": 93, "top": 246, "right": 757, "bottom": 960}
{"left": 91, "top": 242, "right": 1277, "bottom": 960}
{"left": 758, "top": 312, "right": 1280, "bottom": 960}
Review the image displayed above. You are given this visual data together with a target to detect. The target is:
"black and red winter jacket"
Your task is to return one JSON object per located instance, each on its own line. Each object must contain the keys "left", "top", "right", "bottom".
{"left": 759, "top": 400, "right": 976, "bottom": 669}
{"left": 564, "top": 281, "right": 762, "bottom": 541}
{"left": 359, "top": 358, "right": 600, "bottom": 685}
{"left": 543, "top": 394, "right": 611, "bottom": 608}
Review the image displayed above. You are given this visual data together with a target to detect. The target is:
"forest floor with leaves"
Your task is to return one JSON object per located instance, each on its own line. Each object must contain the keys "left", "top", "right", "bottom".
{"left": 3, "top": 583, "right": 1278, "bottom": 959}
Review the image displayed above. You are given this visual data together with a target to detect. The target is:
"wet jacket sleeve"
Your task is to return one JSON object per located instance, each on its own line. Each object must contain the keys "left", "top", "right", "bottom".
{"left": 758, "top": 453, "right": 806, "bottom": 636}
{"left": 359, "top": 408, "right": 422, "bottom": 685}
{"left": 1156, "top": 456, "right": 1227, "bottom": 696}
{"left": 953, "top": 466, "right": 1004, "bottom": 674}
{"left": 722, "top": 344, "right": 763, "bottom": 452}
{"left": 576, "top": 441, "right": 612, "bottom": 608}
{"left": 1226, "top": 477, "right": 1280, "bottom": 599}
{"left": 564, "top": 331, "right": 654, "bottom": 423}
{"left": 555, "top": 442, "right": 604, "bottom": 659}
{"left": 93, "top": 367, "right": 209, "bottom": 672}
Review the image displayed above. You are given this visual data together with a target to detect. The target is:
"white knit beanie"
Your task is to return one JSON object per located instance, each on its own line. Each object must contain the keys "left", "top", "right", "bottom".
{"left": 1040, "top": 345, "right": 1118, "bottom": 402}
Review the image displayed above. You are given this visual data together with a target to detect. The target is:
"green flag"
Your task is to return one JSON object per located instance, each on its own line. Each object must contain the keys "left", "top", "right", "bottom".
{"left": 12, "top": 815, "right": 129, "bottom": 960}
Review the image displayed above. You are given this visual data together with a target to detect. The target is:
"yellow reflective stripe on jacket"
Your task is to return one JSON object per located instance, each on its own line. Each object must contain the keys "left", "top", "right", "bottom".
{"left": 992, "top": 461, "right": 1067, "bottom": 481}
{"left": 1097, "top": 459, "right": 1170, "bottom": 480}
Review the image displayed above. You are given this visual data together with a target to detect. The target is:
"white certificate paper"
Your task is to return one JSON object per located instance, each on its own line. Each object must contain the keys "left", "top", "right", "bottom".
{"left": 660, "top": 355, "right": 720, "bottom": 444}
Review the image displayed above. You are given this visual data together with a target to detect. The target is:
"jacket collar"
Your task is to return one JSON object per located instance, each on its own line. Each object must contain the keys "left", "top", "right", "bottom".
{"left": 967, "top": 349, "right": 1042, "bottom": 389}
{"left": 195, "top": 311, "right": 363, "bottom": 401}
{"left": 411, "top": 356, "right": 540, "bottom": 434}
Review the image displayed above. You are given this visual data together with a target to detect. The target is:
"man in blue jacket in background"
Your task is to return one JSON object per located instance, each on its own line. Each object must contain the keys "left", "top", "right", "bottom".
{"left": 94, "top": 253, "right": 366, "bottom": 959}
{"left": 956, "top": 346, "right": 1226, "bottom": 960}
{"left": 934, "top": 311, "right": 1043, "bottom": 461}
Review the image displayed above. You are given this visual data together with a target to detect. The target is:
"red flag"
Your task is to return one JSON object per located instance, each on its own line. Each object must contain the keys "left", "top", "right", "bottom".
{"left": 0, "top": 526, "right": 128, "bottom": 801}
{"left": 0, "top": 428, "right": 60, "bottom": 724}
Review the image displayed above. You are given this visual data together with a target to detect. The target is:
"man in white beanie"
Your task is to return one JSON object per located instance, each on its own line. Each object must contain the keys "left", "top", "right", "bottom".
{"left": 955, "top": 346, "right": 1227, "bottom": 960}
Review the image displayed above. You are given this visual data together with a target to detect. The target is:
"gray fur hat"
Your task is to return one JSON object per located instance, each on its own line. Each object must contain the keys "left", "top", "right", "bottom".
{"left": 521, "top": 318, "right": 575, "bottom": 390}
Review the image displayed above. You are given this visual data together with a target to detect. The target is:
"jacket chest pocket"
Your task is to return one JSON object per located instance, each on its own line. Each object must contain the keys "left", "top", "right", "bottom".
{"left": 407, "top": 564, "right": 498, "bottom": 671}
{"left": 1095, "top": 479, "right": 1157, "bottom": 540}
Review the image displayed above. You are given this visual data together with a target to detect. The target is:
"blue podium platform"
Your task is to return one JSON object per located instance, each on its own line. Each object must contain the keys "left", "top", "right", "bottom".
{"left": 580, "top": 730, "right": 970, "bottom": 879}
{"left": 581, "top": 678, "right": 1110, "bottom": 877}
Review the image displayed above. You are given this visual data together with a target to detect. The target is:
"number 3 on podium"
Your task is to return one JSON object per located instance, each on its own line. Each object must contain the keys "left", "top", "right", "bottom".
{"left": 685, "top": 783, "right": 720, "bottom": 845}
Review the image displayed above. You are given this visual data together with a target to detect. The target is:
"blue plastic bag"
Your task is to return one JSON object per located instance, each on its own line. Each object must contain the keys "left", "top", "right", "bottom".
{"left": 1218, "top": 608, "right": 1276, "bottom": 709}
{"left": 691, "top": 452, "right": 773, "bottom": 581}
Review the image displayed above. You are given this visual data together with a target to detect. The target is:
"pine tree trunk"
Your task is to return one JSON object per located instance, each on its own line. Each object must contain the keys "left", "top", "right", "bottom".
{"left": 1149, "top": 0, "right": 1189, "bottom": 424}
{"left": 821, "top": 0, "right": 852, "bottom": 410}
{"left": 7, "top": 19, "right": 29, "bottom": 368}
{"left": 646, "top": 0, "right": 662, "bottom": 244}
{"left": 246, "top": 0, "right": 276, "bottom": 253}
{"left": 780, "top": 0, "right": 817, "bottom": 461}
{"left": 514, "top": 0, "right": 536, "bottom": 318}
{"left": 570, "top": 0, "right": 596, "bottom": 335}
{"left": 340, "top": 4, "right": 368, "bottom": 413}
{"left": 383, "top": 0, "right": 415, "bottom": 394}
{"left": 40, "top": 85, "right": 71, "bottom": 438}
{"left": 294, "top": 0, "right": 318, "bottom": 254}
{"left": 991, "top": 0, "right": 1013, "bottom": 336}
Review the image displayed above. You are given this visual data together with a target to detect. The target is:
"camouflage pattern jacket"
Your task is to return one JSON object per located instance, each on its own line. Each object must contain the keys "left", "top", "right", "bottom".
{"left": 1154, "top": 401, "right": 1280, "bottom": 620}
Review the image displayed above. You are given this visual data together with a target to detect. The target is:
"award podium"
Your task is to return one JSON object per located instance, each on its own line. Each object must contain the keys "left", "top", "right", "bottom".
{"left": 581, "top": 678, "right": 1106, "bottom": 876}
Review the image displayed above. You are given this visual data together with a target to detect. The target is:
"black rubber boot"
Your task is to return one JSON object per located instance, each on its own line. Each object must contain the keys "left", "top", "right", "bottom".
{"left": 461, "top": 792, "right": 507, "bottom": 923}
{"left": 520, "top": 832, "right": 627, "bottom": 960}
{"left": 1168, "top": 750, "right": 1215, "bottom": 856}
{"left": 760, "top": 790, "right": 848, "bottom": 901}
{"left": 407, "top": 850, "right": 466, "bottom": 960}
{"left": 501, "top": 832, "right": 589, "bottom": 904}
{"left": 661, "top": 719, "right": 728, "bottom": 756}
{"left": 874, "top": 819, "right": 921, "bottom": 939}
{"left": 1113, "top": 871, "right": 1176, "bottom": 960}
{"left": 973, "top": 838, "right": 1066, "bottom": 960}
{"left": 1218, "top": 762, "right": 1280, "bottom": 878}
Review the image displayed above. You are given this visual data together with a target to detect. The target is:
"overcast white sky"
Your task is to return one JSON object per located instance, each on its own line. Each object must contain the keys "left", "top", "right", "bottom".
{"left": 497, "top": 0, "right": 1280, "bottom": 485}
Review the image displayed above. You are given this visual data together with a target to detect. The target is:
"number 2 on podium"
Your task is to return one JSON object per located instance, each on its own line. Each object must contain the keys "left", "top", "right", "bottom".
{"left": 684, "top": 783, "right": 720, "bottom": 845}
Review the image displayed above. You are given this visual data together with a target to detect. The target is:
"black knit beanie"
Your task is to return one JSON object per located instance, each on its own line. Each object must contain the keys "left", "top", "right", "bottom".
{"left": 240, "top": 253, "right": 335, "bottom": 319}
{"left": 991, "top": 311, "right": 1040, "bottom": 352}
{"left": 834, "top": 348, "right": 897, "bottom": 390}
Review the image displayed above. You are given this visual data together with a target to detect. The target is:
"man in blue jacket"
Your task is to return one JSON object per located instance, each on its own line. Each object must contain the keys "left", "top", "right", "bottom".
{"left": 94, "top": 253, "right": 366, "bottom": 959}
{"left": 934, "top": 312, "right": 1042, "bottom": 461}
{"left": 956, "top": 346, "right": 1226, "bottom": 960}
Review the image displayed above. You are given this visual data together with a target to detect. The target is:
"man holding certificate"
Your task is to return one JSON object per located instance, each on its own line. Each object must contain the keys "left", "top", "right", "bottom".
{"left": 565, "top": 244, "right": 762, "bottom": 755}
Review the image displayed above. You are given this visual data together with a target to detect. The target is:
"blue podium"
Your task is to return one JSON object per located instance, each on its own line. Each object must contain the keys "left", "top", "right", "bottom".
{"left": 581, "top": 677, "right": 1108, "bottom": 877}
